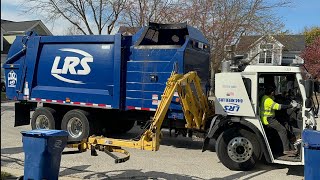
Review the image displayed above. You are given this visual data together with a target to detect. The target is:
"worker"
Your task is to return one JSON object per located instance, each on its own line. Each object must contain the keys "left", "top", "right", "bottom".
{"left": 260, "top": 86, "right": 298, "bottom": 155}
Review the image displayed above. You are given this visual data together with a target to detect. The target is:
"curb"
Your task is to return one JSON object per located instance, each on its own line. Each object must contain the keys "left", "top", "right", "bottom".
{"left": 1, "top": 101, "right": 15, "bottom": 105}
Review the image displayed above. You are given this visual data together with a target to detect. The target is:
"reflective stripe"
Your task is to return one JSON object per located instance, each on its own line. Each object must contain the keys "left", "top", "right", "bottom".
{"left": 271, "top": 102, "right": 276, "bottom": 109}
{"left": 261, "top": 110, "right": 272, "bottom": 112}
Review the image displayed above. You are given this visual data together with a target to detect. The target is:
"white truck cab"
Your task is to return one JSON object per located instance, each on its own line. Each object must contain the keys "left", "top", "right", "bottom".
{"left": 204, "top": 58, "right": 319, "bottom": 170}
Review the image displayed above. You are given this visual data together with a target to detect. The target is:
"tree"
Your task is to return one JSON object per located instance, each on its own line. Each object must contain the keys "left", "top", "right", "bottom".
{"left": 304, "top": 27, "right": 320, "bottom": 45}
{"left": 23, "top": 0, "right": 127, "bottom": 35}
{"left": 120, "top": 0, "right": 290, "bottom": 72}
{"left": 302, "top": 37, "right": 320, "bottom": 79}
{"left": 178, "top": 0, "right": 291, "bottom": 71}
{"left": 120, "top": 0, "right": 181, "bottom": 27}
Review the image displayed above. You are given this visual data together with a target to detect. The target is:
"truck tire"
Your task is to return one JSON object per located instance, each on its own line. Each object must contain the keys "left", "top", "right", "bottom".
{"left": 216, "top": 128, "right": 260, "bottom": 171}
{"left": 31, "top": 107, "right": 56, "bottom": 130}
{"left": 61, "top": 109, "right": 90, "bottom": 142}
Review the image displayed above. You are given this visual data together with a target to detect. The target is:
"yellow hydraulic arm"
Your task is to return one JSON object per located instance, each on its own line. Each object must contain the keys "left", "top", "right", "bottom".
{"left": 70, "top": 71, "right": 213, "bottom": 162}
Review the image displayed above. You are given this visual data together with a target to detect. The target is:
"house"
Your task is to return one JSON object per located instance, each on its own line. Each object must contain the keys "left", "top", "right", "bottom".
{"left": 236, "top": 35, "right": 306, "bottom": 66}
{"left": 1, "top": 19, "right": 52, "bottom": 87}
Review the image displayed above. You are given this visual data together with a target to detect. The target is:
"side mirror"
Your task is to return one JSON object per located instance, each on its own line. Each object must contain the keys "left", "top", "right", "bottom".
{"left": 304, "top": 80, "right": 314, "bottom": 98}
{"left": 314, "top": 81, "right": 320, "bottom": 93}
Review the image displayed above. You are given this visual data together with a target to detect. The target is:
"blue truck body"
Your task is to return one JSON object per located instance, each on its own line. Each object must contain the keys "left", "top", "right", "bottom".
{"left": 4, "top": 23, "right": 210, "bottom": 123}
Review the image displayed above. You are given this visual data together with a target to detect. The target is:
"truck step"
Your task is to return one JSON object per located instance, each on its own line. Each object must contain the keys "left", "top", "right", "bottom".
{"left": 275, "top": 154, "right": 301, "bottom": 162}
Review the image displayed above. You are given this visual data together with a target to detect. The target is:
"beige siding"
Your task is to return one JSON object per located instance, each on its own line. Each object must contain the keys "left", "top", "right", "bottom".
{"left": 249, "top": 37, "right": 283, "bottom": 66}
{"left": 32, "top": 25, "right": 48, "bottom": 36}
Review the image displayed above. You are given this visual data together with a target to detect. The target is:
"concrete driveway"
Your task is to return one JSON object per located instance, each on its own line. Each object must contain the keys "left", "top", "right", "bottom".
{"left": 2, "top": 102, "right": 317, "bottom": 179}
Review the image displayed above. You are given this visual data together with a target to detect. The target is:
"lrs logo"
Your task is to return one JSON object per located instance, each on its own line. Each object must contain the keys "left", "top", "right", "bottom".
{"left": 224, "top": 103, "right": 240, "bottom": 113}
{"left": 51, "top": 48, "right": 93, "bottom": 84}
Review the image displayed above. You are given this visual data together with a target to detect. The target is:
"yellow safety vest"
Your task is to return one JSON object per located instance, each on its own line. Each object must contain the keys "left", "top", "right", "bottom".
{"left": 260, "top": 95, "right": 281, "bottom": 125}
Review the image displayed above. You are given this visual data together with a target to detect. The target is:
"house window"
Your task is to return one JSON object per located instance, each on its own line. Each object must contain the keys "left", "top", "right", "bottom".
{"left": 259, "top": 43, "right": 273, "bottom": 64}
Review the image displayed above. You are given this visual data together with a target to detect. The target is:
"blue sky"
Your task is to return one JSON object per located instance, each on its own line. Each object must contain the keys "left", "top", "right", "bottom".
{"left": 274, "top": 0, "right": 320, "bottom": 33}
{"left": 1, "top": 0, "right": 319, "bottom": 35}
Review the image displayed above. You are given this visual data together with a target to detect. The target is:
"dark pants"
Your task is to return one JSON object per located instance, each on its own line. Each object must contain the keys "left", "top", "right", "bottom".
{"left": 267, "top": 117, "right": 290, "bottom": 151}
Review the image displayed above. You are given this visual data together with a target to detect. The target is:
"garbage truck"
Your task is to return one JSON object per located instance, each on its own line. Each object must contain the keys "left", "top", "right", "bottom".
{"left": 3, "top": 23, "right": 210, "bottom": 142}
{"left": 4, "top": 23, "right": 319, "bottom": 171}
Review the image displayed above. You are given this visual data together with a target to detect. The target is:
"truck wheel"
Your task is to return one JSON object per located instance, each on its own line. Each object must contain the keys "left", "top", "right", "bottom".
{"left": 61, "top": 109, "right": 90, "bottom": 142}
{"left": 31, "top": 107, "right": 56, "bottom": 129}
{"left": 216, "top": 128, "right": 260, "bottom": 171}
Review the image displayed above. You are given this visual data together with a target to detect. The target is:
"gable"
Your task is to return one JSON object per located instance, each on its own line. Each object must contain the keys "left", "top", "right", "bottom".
{"left": 237, "top": 35, "right": 305, "bottom": 54}
{"left": 1, "top": 19, "right": 52, "bottom": 35}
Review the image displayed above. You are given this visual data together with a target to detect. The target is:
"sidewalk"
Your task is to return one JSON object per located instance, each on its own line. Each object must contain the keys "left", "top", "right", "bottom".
{"left": 1, "top": 167, "right": 81, "bottom": 180}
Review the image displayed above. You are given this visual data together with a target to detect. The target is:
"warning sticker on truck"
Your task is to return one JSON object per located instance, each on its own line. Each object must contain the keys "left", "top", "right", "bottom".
{"left": 152, "top": 100, "right": 158, "bottom": 105}
{"left": 8, "top": 70, "right": 17, "bottom": 88}
{"left": 152, "top": 94, "right": 158, "bottom": 100}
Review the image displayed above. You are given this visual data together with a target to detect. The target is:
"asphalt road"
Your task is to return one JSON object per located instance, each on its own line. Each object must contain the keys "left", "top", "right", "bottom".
{"left": 1, "top": 102, "right": 318, "bottom": 180}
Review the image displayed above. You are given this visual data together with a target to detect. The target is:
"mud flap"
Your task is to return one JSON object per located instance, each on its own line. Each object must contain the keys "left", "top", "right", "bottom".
{"left": 202, "top": 115, "right": 220, "bottom": 152}
{"left": 14, "top": 102, "right": 31, "bottom": 127}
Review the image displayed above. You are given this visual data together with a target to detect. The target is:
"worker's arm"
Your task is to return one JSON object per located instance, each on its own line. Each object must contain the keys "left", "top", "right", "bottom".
{"left": 279, "top": 104, "right": 292, "bottom": 110}
{"left": 270, "top": 99, "right": 292, "bottom": 110}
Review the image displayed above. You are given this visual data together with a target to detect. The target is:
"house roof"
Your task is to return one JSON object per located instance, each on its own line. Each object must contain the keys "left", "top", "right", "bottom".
{"left": 118, "top": 26, "right": 140, "bottom": 35}
{"left": 236, "top": 35, "right": 305, "bottom": 54}
{"left": 1, "top": 19, "right": 52, "bottom": 35}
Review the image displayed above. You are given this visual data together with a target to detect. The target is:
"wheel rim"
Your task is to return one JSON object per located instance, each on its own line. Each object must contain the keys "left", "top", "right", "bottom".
{"left": 35, "top": 115, "right": 50, "bottom": 129}
{"left": 67, "top": 117, "right": 83, "bottom": 138}
{"left": 227, "top": 137, "right": 253, "bottom": 163}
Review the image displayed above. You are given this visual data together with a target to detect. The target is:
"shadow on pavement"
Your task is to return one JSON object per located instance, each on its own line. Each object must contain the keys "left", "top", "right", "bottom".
{"left": 255, "top": 162, "right": 304, "bottom": 177}
{"left": 287, "top": 165, "right": 304, "bottom": 176}
{"left": 160, "top": 135, "right": 216, "bottom": 152}
{"left": 1, "top": 155, "right": 24, "bottom": 167}
{"left": 1, "top": 147, "right": 24, "bottom": 155}
{"left": 62, "top": 150, "right": 83, "bottom": 155}
{"left": 1, "top": 154, "right": 304, "bottom": 179}
{"left": 59, "top": 166, "right": 281, "bottom": 180}
{"left": 82, "top": 169, "right": 206, "bottom": 179}
{"left": 59, "top": 165, "right": 91, "bottom": 177}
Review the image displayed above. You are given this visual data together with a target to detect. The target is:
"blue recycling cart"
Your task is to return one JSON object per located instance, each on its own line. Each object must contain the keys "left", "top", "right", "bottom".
{"left": 21, "top": 129, "right": 68, "bottom": 180}
{"left": 302, "top": 129, "right": 320, "bottom": 180}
